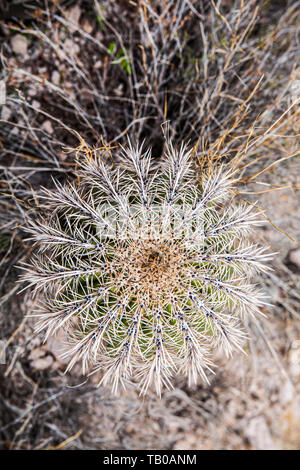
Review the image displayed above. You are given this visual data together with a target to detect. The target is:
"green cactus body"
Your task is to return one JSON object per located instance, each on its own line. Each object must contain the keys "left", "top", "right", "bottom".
{"left": 23, "top": 138, "right": 272, "bottom": 395}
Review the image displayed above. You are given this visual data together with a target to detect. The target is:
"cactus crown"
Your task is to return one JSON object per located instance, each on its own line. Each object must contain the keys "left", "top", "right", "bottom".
{"left": 22, "top": 137, "right": 272, "bottom": 395}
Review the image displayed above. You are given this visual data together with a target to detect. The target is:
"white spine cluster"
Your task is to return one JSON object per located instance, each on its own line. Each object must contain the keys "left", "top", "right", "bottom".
{"left": 22, "top": 138, "right": 272, "bottom": 395}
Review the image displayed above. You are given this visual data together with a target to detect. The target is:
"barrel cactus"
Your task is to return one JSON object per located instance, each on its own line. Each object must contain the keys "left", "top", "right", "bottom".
{"left": 22, "top": 137, "right": 272, "bottom": 395}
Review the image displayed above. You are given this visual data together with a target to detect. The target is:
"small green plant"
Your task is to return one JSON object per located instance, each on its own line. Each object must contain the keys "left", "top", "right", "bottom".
{"left": 95, "top": 6, "right": 105, "bottom": 31}
{"left": 22, "top": 136, "right": 272, "bottom": 395}
{"left": 107, "top": 42, "right": 132, "bottom": 75}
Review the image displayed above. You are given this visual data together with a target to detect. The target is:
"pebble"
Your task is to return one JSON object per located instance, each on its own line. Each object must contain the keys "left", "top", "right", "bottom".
{"left": 46, "top": 334, "right": 69, "bottom": 364}
{"left": 11, "top": 34, "right": 28, "bottom": 58}
{"left": 28, "top": 347, "right": 45, "bottom": 361}
{"left": 279, "top": 381, "right": 295, "bottom": 406}
{"left": 63, "top": 39, "right": 80, "bottom": 56}
{"left": 245, "top": 416, "right": 275, "bottom": 450}
{"left": 1, "top": 105, "right": 11, "bottom": 121}
{"left": 41, "top": 120, "right": 54, "bottom": 134}
{"left": 0, "top": 80, "right": 6, "bottom": 105}
{"left": 66, "top": 5, "right": 81, "bottom": 32}
{"left": 31, "top": 100, "right": 41, "bottom": 109}
{"left": 31, "top": 355, "right": 54, "bottom": 370}
{"left": 51, "top": 70, "right": 60, "bottom": 85}
{"left": 93, "top": 60, "right": 102, "bottom": 70}
{"left": 288, "top": 248, "right": 300, "bottom": 270}
{"left": 28, "top": 86, "right": 37, "bottom": 97}
{"left": 83, "top": 20, "right": 93, "bottom": 34}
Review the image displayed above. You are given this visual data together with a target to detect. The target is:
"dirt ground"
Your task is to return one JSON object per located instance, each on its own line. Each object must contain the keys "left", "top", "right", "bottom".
{"left": 0, "top": 0, "right": 300, "bottom": 450}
